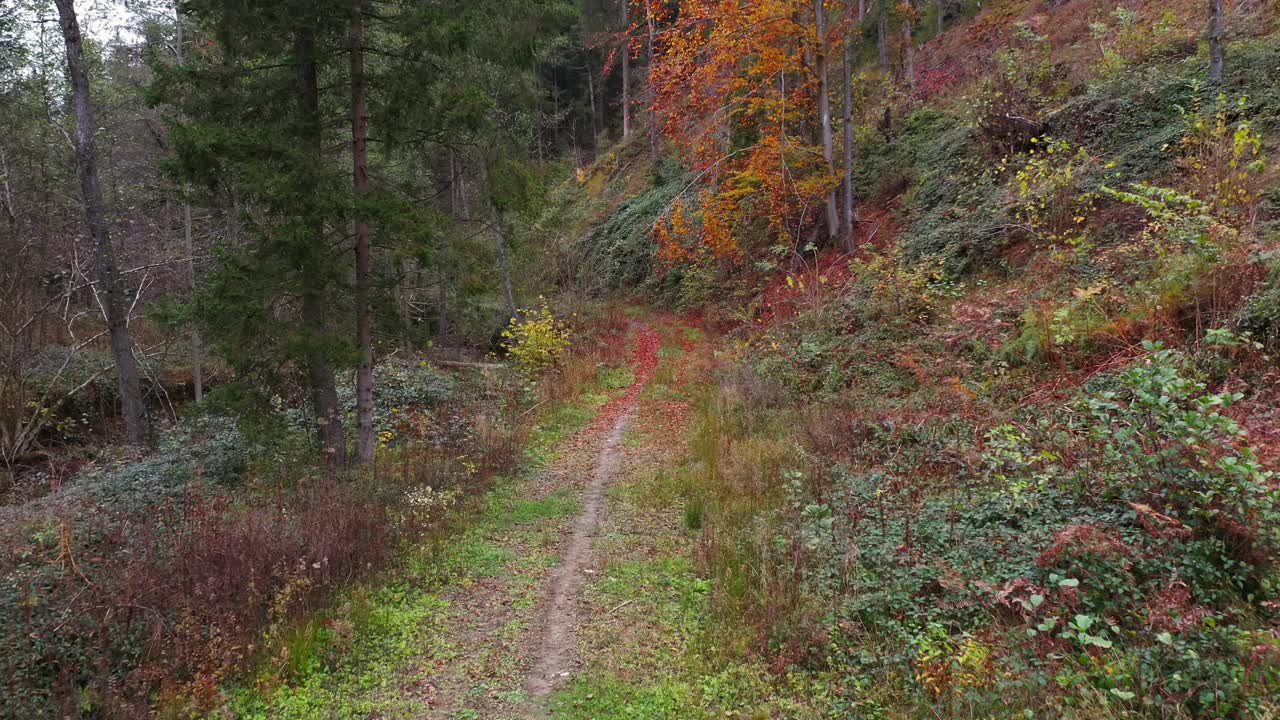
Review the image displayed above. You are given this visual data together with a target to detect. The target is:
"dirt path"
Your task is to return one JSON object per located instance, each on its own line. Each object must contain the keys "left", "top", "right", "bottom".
{"left": 523, "top": 404, "right": 633, "bottom": 704}
{"left": 404, "top": 323, "right": 660, "bottom": 719}
{"left": 524, "top": 323, "right": 660, "bottom": 712}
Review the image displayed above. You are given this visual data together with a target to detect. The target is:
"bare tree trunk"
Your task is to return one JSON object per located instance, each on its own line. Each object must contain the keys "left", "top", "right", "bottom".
{"left": 176, "top": 3, "right": 201, "bottom": 403}
{"left": 296, "top": 26, "right": 347, "bottom": 466}
{"left": 54, "top": 0, "right": 150, "bottom": 446}
{"left": 449, "top": 150, "right": 460, "bottom": 211}
{"left": 842, "top": 0, "right": 857, "bottom": 249}
{"left": 644, "top": 0, "right": 659, "bottom": 160}
{"left": 227, "top": 190, "right": 242, "bottom": 245}
{"left": 1207, "top": 0, "right": 1224, "bottom": 83}
{"left": 0, "top": 149, "right": 15, "bottom": 232}
{"left": 877, "top": 9, "right": 888, "bottom": 74}
{"left": 902, "top": 0, "right": 915, "bottom": 91}
{"left": 621, "top": 0, "right": 632, "bottom": 139}
{"left": 183, "top": 201, "right": 201, "bottom": 402}
{"left": 436, "top": 267, "right": 448, "bottom": 340}
{"left": 936, "top": 0, "right": 944, "bottom": 36}
{"left": 351, "top": 0, "right": 374, "bottom": 463}
{"left": 490, "top": 201, "right": 518, "bottom": 321}
{"left": 586, "top": 59, "right": 599, "bottom": 149}
{"left": 816, "top": 0, "right": 837, "bottom": 240}
{"left": 399, "top": 256, "right": 413, "bottom": 350}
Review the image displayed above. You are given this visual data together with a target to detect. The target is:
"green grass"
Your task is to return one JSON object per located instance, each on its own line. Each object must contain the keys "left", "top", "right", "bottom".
{"left": 549, "top": 552, "right": 712, "bottom": 720}
{"left": 525, "top": 391, "right": 607, "bottom": 467}
{"left": 600, "top": 365, "right": 638, "bottom": 389}
{"left": 218, "top": 483, "right": 572, "bottom": 719}
{"left": 212, "top": 366, "right": 613, "bottom": 719}
{"left": 223, "top": 584, "right": 449, "bottom": 719}
{"left": 500, "top": 489, "right": 581, "bottom": 526}
{"left": 551, "top": 676, "right": 705, "bottom": 720}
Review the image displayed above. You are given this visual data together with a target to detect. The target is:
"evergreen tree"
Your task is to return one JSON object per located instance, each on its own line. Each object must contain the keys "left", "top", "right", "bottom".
{"left": 155, "top": 0, "right": 353, "bottom": 461}
{"left": 153, "top": 0, "right": 576, "bottom": 460}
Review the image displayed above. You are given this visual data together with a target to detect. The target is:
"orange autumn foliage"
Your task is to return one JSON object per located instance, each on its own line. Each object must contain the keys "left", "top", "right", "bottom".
{"left": 648, "top": 0, "right": 843, "bottom": 265}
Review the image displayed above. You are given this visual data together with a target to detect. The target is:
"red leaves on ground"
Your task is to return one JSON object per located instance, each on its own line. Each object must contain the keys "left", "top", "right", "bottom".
{"left": 587, "top": 323, "right": 661, "bottom": 434}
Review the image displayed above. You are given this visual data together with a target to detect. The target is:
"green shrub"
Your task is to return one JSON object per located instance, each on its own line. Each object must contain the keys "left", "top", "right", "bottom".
{"left": 67, "top": 415, "right": 251, "bottom": 510}
{"left": 1237, "top": 251, "right": 1280, "bottom": 347}
{"left": 336, "top": 360, "right": 455, "bottom": 432}
{"left": 573, "top": 159, "right": 688, "bottom": 293}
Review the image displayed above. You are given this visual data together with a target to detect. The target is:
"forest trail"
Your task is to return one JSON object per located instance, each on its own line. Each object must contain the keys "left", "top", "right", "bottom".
{"left": 409, "top": 322, "right": 663, "bottom": 719}
{"left": 523, "top": 322, "right": 660, "bottom": 711}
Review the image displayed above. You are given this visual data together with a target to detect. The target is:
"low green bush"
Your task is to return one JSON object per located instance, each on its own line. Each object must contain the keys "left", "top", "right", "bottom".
{"left": 793, "top": 344, "right": 1280, "bottom": 716}
{"left": 573, "top": 159, "right": 689, "bottom": 293}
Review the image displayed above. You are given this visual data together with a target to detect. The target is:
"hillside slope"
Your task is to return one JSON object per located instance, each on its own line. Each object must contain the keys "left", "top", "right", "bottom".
{"left": 550, "top": 1, "right": 1280, "bottom": 716}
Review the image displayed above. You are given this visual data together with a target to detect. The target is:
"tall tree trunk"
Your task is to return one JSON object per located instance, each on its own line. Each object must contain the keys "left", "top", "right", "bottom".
{"left": 816, "top": 0, "right": 837, "bottom": 240}
{"left": 399, "top": 256, "right": 414, "bottom": 351}
{"left": 1207, "top": 0, "right": 1224, "bottom": 83}
{"left": 644, "top": 0, "right": 659, "bottom": 160}
{"left": 842, "top": 0, "right": 857, "bottom": 249}
{"left": 902, "top": 0, "right": 915, "bottom": 92}
{"left": 586, "top": 58, "right": 599, "bottom": 149}
{"left": 54, "top": 0, "right": 150, "bottom": 446}
{"left": 936, "top": 0, "right": 944, "bottom": 36}
{"left": 296, "top": 26, "right": 347, "bottom": 466}
{"left": 176, "top": 3, "right": 201, "bottom": 403}
{"left": 0, "top": 149, "right": 15, "bottom": 232}
{"left": 490, "top": 201, "right": 518, "bottom": 321}
{"left": 184, "top": 201, "right": 201, "bottom": 402}
{"left": 351, "top": 0, "right": 374, "bottom": 463}
{"left": 621, "top": 0, "right": 632, "bottom": 139}
{"left": 877, "top": 8, "right": 888, "bottom": 74}
{"left": 436, "top": 266, "right": 449, "bottom": 340}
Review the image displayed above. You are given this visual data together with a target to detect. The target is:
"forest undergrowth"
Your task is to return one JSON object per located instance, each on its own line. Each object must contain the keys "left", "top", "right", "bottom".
{"left": 6, "top": 0, "right": 1280, "bottom": 717}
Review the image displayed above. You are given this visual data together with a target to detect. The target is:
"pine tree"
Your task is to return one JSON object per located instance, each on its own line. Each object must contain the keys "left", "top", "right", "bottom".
{"left": 156, "top": 0, "right": 353, "bottom": 463}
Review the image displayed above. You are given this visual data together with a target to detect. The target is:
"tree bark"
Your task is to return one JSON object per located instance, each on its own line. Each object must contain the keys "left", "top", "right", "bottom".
{"left": 490, "top": 200, "right": 518, "bottom": 321}
{"left": 184, "top": 201, "right": 201, "bottom": 402}
{"left": 902, "top": 0, "right": 915, "bottom": 92}
{"left": 644, "top": 0, "right": 659, "bottom": 160}
{"left": 1207, "top": 0, "right": 1224, "bottom": 83}
{"left": 816, "top": 0, "right": 837, "bottom": 241}
{"left": 176, "top": 3, "right": 201, "bottom": 403}
{"left": 842, "top": 0, "right": 857, "bottom": 249}
{"left": 586, "top": 58, "right": 599, "bottom": 148}
{"left": 296, "top": 25, "right": 347, "bottom": 466}
{"left": 352, "top": 0, "right": 374, "bottom": 463}
{"left": 621, "top": 0, "right": 632, "bottom": 139}
{"left": 877, "top": 8, "right": 888, "bottom": 74}
{"left": 436, "top": 266, "right": 449, "bottom": 340}
{"left": 54, "top": 0, "right": 150, "bottom": 446}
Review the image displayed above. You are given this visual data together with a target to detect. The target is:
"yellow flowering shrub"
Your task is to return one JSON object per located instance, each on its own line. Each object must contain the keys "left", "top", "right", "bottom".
{"left": 500, "top": 300, "right": 573, "bottom": 372}
{"left": 1178, "top": 93, "right": 1267, "bottom": 219}
{"left": 1013, "top": 137, "right": 1098, "bottom": 247}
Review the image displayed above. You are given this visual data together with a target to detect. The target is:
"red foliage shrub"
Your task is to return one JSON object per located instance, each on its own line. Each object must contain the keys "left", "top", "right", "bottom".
{"left": 80, "top": 480, "right": 394, "bottom": 709}
{"left": 1143, "top": 580, "right": 1212, "bottom": 633}
{"left": 1037, "top": 523, "right": 1132, "bottom": 569}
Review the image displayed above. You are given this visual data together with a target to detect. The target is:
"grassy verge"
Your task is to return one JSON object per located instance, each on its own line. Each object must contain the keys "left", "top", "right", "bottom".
{"left": 546, "top": 320, "right": 828, "bottom": 720}
{"left": 207, "top": 350, "right": 623, "bottom": 719}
